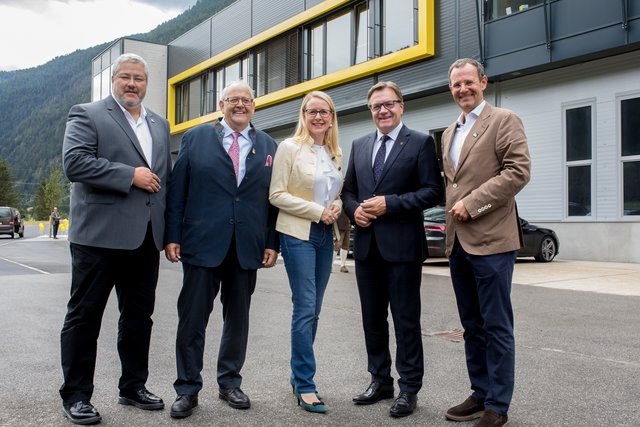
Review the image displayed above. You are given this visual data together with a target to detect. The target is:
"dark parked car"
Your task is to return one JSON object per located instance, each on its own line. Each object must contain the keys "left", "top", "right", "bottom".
{"left": 0, "top": 206, "right": 24, "bottom": 239}
{"left": 423, "top": 206, "right": 559, "bottom": 262}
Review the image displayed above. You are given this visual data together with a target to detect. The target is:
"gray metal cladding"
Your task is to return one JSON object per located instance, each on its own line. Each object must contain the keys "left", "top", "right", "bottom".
{"left": 252, "top": 0, "right": 305, "bottom": 35}
{"left": 168, "top": 22, "right": 213, "bottom": 77}
{"left": 211, "top": 0, "right": 253, "bottom": 57}
{"left": 304, "top": 0, "right": 326, "bottom": 9}
{"left": 457, "top": 0, "right": 480, "bottom": 60}
{"left": 324, "top": 78, "right": 375, "bottom": 111}
{"left": 252, "top": 97, "right": 302, "bottom": 130}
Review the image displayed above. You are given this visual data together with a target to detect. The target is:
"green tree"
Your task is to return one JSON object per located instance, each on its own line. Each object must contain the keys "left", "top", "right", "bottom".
{"left": 0, "top": 159, "right": 21, "bottom": 206}
{"left": 32, "top": 166, "right": 67, "bottom": 220}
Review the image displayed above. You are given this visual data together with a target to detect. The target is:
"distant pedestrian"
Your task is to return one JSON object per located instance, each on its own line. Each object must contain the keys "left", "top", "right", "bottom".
{"left": 334, "top": 211, "right": 351, "bottom": 272}
{"left": 50, "top": 207, "right": 61, "bottom": 239}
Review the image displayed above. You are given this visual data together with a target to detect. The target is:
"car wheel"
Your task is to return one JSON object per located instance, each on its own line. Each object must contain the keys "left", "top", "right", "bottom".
{"left": 535, "top": 236, "right": 556, "bottom": 262}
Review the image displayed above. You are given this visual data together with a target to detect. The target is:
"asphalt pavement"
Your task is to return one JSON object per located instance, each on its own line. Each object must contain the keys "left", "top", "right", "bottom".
{"left": 0, "top": 226, "right": 638, "bottom": 426}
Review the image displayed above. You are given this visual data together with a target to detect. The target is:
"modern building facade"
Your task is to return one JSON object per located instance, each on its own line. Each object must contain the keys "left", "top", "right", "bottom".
{"left": 92, "top": 0, "right": 640, "bottom": 262}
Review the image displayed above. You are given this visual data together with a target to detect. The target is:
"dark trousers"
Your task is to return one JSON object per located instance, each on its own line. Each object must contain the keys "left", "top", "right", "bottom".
{"left": 355, "top": 235, "right": 424, "bottom": 393}
{"left": 174, "top": 243, "right": 256, "bottom": 395}
{"left": 59, "top": 225, "right": 159, "bottom": 404}
{"left": 449, "top": 238, "right": 517, "bottom": 415}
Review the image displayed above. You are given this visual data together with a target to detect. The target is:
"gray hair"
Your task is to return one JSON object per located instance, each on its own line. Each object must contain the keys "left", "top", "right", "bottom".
{"left": 448, "top": 58, "right": 485, "bottom": 82}
{"left": 220, "top": 80, "right": 255, "bottom": 100}
{"left": 112, "top": 53, "right": 149, "bottom": 78}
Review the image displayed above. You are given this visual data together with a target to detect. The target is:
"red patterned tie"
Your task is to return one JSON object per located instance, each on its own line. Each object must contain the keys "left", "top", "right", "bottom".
{"left": 229, "top": 132, "right": 240, "bottom": 179}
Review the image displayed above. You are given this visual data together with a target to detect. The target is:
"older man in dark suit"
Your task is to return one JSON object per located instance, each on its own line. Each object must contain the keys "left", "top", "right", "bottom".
{"left": 442, "top": 58, "right": 530, "bottom": 427}
{"left": 342, "top": 81, "right": 443, "bottom": 418}
{"left": 60, "top": 53, "right": 171, "bottom": 425}
{"left": 164, "top": 81, "right": 279, "bottom": 419}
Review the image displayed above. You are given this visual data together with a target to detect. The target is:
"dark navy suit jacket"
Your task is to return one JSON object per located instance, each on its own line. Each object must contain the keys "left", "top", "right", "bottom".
{"left": 164, "top": 119, "right": 279, "bottom": 270}
{"left": 341, "top": 125, "right": 443, "bottom": 263}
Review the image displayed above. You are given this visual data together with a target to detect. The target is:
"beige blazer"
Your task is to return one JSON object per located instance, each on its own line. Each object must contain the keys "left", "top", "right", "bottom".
{"left": 442, "top": 102, "right": 531, "bottom": 256}
{"left": 269, "top": 137, "right": 343, "bottom": 241}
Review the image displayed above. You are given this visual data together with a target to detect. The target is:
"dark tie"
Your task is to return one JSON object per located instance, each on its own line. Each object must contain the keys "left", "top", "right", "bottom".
{"left": 229, "top": 131, "right": 240, "bottom": 179}
{"left": 373, "top": 135, "right": 390, "bottom": 184}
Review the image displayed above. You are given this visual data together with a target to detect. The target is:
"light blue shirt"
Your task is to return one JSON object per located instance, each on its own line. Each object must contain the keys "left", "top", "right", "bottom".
{"left": 220, "top": 119, "right": 252, "bottom": 186}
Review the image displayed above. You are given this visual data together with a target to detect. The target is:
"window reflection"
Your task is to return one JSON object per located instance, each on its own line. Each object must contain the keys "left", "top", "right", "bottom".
{"left": 621, "top": 97, "right": 640, "bottom": 216}
{"left": 311, "top": 23, "right": 324, "bottom": 78}
{"left": 384, "top": 0, "right": 414, "bottom": 54}
{"left": 484, "top": 0, "right": 545, "bottom": 21}
{"left": 354, "top": 3, "right": 368, "bottom": 64}
{"left": 326, "top": 11, "right": 351, "bottom": 74}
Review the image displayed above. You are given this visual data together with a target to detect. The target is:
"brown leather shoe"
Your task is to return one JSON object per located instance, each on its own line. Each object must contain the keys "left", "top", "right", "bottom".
{"left": 445, "top": 396, "right": 484, "bottom": 421}
{"left": 474, "top": 409, "right": 509, "bottom": 427}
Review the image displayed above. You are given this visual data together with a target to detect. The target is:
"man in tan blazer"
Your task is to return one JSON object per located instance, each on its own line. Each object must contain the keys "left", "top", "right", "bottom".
{"left": 441, "top": 58, "right": 531, "bottom": 427}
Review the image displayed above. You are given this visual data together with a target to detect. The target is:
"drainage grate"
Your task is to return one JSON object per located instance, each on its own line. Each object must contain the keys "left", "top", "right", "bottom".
{"left": 427, "top": 328, "right": 464, "bottom": 343}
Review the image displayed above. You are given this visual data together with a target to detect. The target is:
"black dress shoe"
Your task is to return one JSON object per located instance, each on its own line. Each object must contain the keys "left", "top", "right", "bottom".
{"left": 219, "top": 388, "right": 251, "bottom": 409}
{"left": 62, "top": 401, "right": 102, "bottom": 425}
{"left": 389, "top": 391, "right": 418, "bottom": 417}
{"left": 352, "top": 382, "right": 395, "bottom": 405}
{"left": 118, "top": 387, "right": 164, "bottom": 410}
{"left": 170, "top": 395, "right": 198, "bottom": 419}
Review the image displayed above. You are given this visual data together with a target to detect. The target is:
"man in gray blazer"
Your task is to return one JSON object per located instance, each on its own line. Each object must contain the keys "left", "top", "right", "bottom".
{"left": 59, "top": 53, "right": 171, "bottom": 425}
{"left": 442, "top": 58, "right": 530, "bottom": 427}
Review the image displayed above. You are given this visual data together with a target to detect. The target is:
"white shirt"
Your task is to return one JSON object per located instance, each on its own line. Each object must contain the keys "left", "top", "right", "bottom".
{"left": 114, "top": 96, "right": 153, "bottom": 166}
{"left": 371, "top": 122, "right": 404, "bottom": 166}
{"left": 312, "top": 144, "right": 342, "bottom": 208}
{"left": 450, "top": 101, "right": 486, "bottom": 170}
{"left": 220, "top": 119, "right": 252, "bottom": 186}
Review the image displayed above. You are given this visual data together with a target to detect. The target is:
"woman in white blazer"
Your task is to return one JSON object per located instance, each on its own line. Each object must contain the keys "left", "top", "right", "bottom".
{"left": 269, "top": 91, "right": 343, "bottom": 414}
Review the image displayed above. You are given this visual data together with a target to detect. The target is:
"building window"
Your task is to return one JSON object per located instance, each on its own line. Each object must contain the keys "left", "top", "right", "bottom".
{"left": 565, "top": 105, "right": 593, "bottom": 217}
{"left": 484, "top": 0, "right": 545, "bottom": 21}
{"left": 383, "top": 0, "right": 416, "bottom": 54}
{"left": 255, "top": 32, "right": 300, "bottom": 96}
{"left": 354, "top": 3, "right": 369, "bottom": 64}
{"left": 621, "top": 97, "right": 640, "bottom": 216}
{"left": 175, "top": 56, "right": 249, "bottom": 124}
{"left": 326, "top": 11, "right": 352, "bottom": 74}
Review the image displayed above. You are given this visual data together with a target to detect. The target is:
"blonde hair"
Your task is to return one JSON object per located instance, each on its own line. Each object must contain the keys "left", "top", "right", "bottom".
{"left": 293, "top": 91, "right": 340, "bottom": 158}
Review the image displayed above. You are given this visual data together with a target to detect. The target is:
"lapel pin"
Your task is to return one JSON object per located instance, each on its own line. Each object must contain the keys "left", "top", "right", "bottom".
{"left": 251, "top": 148, "right": 256, "bottom": 155}
{"left": 472, "top": 132, "right": 478, "bottom": 138}
{"left": 150, "top": 118, "right": 155, "bottom": 123}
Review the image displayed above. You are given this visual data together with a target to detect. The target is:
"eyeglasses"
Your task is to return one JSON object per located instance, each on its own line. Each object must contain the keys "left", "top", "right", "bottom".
{"left": 225, "top": 97, "right": 254, "bottom": 105}
{"left": 368, "top": 100, "right": 402, "bottom": 112}
{"left": 304, "top": 109, "right": 332, "bottom": 118}
{"left": 115, "top": 74, "right": 146, "bottom": 83}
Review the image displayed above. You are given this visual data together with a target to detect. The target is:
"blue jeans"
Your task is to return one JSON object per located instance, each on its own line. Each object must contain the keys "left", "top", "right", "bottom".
{"left": 280, "top": 222, "right": 334, "bottom": 393}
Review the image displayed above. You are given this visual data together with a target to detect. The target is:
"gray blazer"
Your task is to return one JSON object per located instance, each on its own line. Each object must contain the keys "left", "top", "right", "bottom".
{"left": 62, "top": 95, "right": 171, "bottom": 250}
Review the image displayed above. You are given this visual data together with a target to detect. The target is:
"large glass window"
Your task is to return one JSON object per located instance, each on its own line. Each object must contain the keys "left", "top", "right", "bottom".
{"left": 383, "top": 0, "right": 415, "bottom": 54}
{"left": 255, "top": 32, "right": 300, "bottom": 95}
{"left": 310, "top": 23, "right": 324, "bottom": 78}
{"left": 565, "top": 105, "right": 593, "bottom": 217}
{"left": 621, "top": 97, "right": 640, "bottom": 216}
{"left": 326, "top": 11, "right": 351, "bottom": 74}
{"left": 354, "top": 3, "right": 369, "bottom": 64}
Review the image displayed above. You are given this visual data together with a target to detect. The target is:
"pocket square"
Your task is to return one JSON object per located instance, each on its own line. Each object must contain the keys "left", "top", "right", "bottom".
{"left": 264, "top": 154, "right": 273, "bottom": 167}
